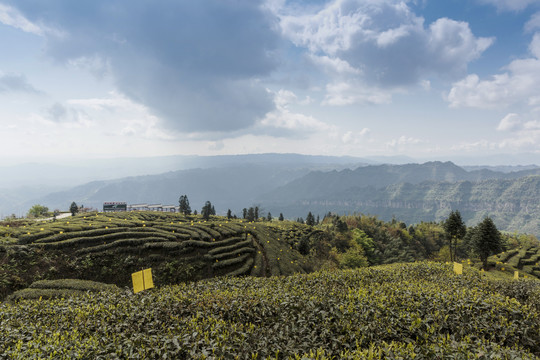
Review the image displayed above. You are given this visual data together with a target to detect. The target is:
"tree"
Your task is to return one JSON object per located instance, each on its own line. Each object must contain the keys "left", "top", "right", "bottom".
{"left": 279, "top": 213, "right": 284, "bottom": 221}
{"left": 201, "top": 201, "right": 213, "bottom": 220}
{"left": 27, "top": 204, "right": 49, "bottom": 218}
{"left": 334, "top": 216, "right": 348, "bottom": 233}
{"left": 227, "top": 209, "right": 232, "bottom": 219}
{"left": 306, "top": 212, "right": 315, "bottom": 226}
{"left": 211, "top": 205, "right": 216, "bottom": 216}
{"left": 247, "top": 207, "right": 255, "bottom": 222}
{"left": 178, "top": 195, "right": 191, "bottom": 215}
{"left": 266, "top": 212, "right": 272, "bottom": 221}
{"left": 473, "top": 217, "right": 502, "bottom": 270}
{"left": 242, "top": 208, "right": 247, "bottom": 219}
{"left": 254, "top": 206, "right": 259, "bottom": 221}
{"left": 443, "top": 210, "right": 466, "bottom": 262}
{"left": 69, "top": 202, "right": 79, "bottom": 216}
{"left": 338, "top": 242, "right": 369, "bottom": 269}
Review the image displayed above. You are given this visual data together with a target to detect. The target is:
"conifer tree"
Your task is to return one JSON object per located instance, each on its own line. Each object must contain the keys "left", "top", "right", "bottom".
{"left": 247, "top": 207, "right": 255, "bottom": 222}
{"left": 178, "top": 195, "right": 191, "bottom": 215}
{"left": 201, "top": 201, "right": 213, "bottom": 220}
{"left": 306, "top": 212, "right": 315, "bottom": 226}
{"left": 473, "top": 217, "right": 502, "bottom": 270}
{"left": 443, "top": 210, "right": 466, "bottom": 262}
{"left": 69, "top": 202, "right": 79, "bottom": 216}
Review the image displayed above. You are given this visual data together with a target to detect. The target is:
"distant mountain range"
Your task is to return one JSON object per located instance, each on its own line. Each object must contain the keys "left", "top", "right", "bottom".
{"left": 4, "top": 155, "right": 540, "bottom": 236}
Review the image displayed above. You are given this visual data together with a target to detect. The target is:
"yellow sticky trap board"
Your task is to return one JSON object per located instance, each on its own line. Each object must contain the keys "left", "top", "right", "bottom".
{"left": 453, "top": 262, "right": 463, "bottom": 275}
{"left": 514, "top": 271, "right": 519, "bottom": 280}
{"left": 132, "top": 268, "right": 154, "bottom": 294}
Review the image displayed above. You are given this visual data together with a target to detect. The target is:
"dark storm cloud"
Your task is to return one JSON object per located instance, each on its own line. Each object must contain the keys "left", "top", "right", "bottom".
{"left": 7, "top": 0, "right": 280, "bottom": 132}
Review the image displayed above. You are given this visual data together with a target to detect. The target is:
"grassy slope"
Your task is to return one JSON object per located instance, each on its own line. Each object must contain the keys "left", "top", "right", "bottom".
{"left": 1, "top": 262, "right": 539, "bottom": 359}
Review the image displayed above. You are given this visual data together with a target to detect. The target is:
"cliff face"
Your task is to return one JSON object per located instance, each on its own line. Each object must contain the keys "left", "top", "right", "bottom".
{"left": 262, "top": 176, "right": 540, "bottom": 236}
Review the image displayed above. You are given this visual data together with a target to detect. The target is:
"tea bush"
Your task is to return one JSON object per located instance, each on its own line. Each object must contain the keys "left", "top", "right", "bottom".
{"left": 1, "top": 262, "right": 539, "bottom": 359}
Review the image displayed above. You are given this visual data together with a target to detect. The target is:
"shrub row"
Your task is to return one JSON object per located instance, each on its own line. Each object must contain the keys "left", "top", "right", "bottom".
{"left": 209, "top": 247, "right": 255, "bottom": 261}
{"left": 208, "top": 239, "right": 252, "bottom": 255}
{"left": 32, "top": 231, "right": 177, "bottom": 250}
{"left": 212, "top": 253, "right": 252, "bottom": 269}
{"left": 224, "top": 257, "right": 254, "bottom": 277}
{"left": 74, "top": 237, "right": 173, "bottom": 255}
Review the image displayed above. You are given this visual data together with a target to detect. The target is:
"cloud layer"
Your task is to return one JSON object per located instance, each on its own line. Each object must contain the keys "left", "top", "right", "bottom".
{"left": 278, "top": 0, "right": 493, "bottom": 89}
{"left": 447, "top": 33, "right": 540, "bottom": 109}
{"left": 5, "top": 0, "right": 280, "bottom": 133}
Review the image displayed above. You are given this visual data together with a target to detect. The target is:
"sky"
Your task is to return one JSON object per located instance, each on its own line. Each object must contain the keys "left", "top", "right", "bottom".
{"left": 1, "top": 0, "right": 540, "bottom": 164}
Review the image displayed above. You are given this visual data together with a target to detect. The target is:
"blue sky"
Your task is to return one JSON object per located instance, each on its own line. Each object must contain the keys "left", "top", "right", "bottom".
{"left": 1, "top": 0, "right": 540, "bottom": 164}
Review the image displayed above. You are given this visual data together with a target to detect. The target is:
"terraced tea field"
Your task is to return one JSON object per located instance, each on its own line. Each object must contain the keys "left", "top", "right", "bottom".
{"left": 489, "top": 244, "right": 540, "bottom": 279}
{"left": 0, "top": 212, "right": 318, "bottom": 300}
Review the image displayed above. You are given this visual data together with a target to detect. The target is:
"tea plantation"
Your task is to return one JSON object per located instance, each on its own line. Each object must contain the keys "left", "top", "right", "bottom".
{"left": 0, "top": 212, "right": 319, "bottom": 300}
{"left": 488, "top": 244, "right": 540, "bottom": 279}
{"left": 1, "top": 262, "right": 540, "bottom": 359}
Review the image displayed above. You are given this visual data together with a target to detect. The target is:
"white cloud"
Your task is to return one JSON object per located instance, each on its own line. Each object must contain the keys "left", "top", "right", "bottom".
{"left": 386, "top": 135, "right": 422, "bottom": 149}
{"left": 62, "top": 92, "right": 174, "bottom": 140}
{"left": 497, "top": 113, "right": 521, "bottom": 131}
{"left": 477, "top": 0, "right": 537, "bottom": 12}
{"left": 447, "top": 33, "right": 540, "bottom": 108}
{"left": 525, "top": 12, "right": 540, "bottom": 33}
{"left": 342, "top": 128, "right": 370, "bottom": 144}
{"left": 524, "top": 120, "right": 540, "bottom": 130}
{"left": 322, "top": 81, "right": 392, "bottom": 106}
{"left": 258, "top": 89, "right": 332, "bottom": 137}
{"left": 0, "top": 4, "right": 43, "bottom": 35}
{"left": 308, "top": 54, "right": 361, "bottom": 75}
{"left": 277, "top": 0, "right": 493, "bottom": 89}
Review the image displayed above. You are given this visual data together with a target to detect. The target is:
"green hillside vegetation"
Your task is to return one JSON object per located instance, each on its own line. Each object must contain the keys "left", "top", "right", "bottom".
{"left": 1, "top": 210, "right": 537, "bottom": 300}
{"left": 488, "top": 243, "right": 540, "bottom": 279}
{"left": 0, "top": 211, "right": 312, "bottom": 300}
{"left": 1, "top": 262, "right": 540, "bottom": 358}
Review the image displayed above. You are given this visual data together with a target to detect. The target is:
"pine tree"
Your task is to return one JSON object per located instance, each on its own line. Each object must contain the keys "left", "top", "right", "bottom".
{"left": 473, "top": 217, "right": 502, "bottom": 270}
{"left": 242, "top": 208, "right": 247, "bottom": 219}
{"left": 443, "top": 210, "right": 466, "bottom": 262}
{"left": 279, "top": 213, "right": 284, "bottom": 221}
{"left": 306, "top": 212, "right": 315, "bottom": 226}
{"left": 178, "top": 195, "right": 191, "bottom": 215}
{"left": 201, "top": 201, "right": 213, "bottom": 220}
{"left": 227, "top": 209, "right": 232, "bottom": 219}
{"left": 69, "top": 202, "right": 78, "bottom": 216}
{"left": 247, "top": 207, "right": 255, "bottom": 222}
{"left": 266, "top": 212, "right": 272, "bottom": 221}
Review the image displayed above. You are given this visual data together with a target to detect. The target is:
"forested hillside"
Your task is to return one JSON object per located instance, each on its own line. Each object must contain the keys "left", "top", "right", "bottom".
{"left": 262, "top": 175, "right": 540, "bottom": 236}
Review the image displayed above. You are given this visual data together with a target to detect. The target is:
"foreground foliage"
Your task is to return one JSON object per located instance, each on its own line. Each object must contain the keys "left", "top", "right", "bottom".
{"left": 1, "top": 262, "right": 539, "bottom": 359}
